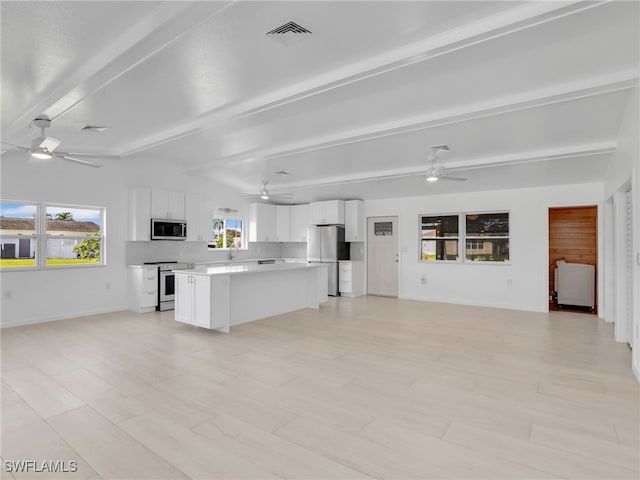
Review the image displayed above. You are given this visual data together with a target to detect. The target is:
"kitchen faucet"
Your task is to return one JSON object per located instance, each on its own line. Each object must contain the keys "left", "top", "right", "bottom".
{"left": 228, "top": 244, "right": 238, "bottom": 260}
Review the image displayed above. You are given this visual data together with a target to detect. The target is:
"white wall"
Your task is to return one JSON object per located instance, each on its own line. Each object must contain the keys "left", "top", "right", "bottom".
{"left": 365, "top": 183, "right": 604, "bottom": 313}
{"left": 0, "top": 157, "right": 248, "bottom": 327}
{"left": 603, "top": 85, "right": 640, "bottom": 380}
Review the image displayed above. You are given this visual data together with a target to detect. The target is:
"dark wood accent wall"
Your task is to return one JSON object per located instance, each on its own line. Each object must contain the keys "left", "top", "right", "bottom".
{"left": 548, "top": 206, "right": 598, "bottom": 305}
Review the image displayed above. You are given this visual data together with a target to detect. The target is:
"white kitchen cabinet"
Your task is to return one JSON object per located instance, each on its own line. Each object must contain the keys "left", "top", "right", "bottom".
{"left": 128, "top": 266, "right": 158, "bottom": 312}
{"left": 275, "top": 205, "right": 291, "bottom": 242}
{"left": 290, "top": 204, "right": 310, "bottom": 242}
{"left": 248, "top": 203, "right": 277, "bottom": 242}
{"left": 151, "top": 189, "right": 185, "bottom": 219}
{"left": 175, "top": 272, "right": 229, "bottom": 331}
{"left": 185, "top": 194, "right": 211, "bottom": 242}
{"left": 309, "top": 200, "right": 344, "bottom": 225}
{"left": 339, "top": 260, "right": 365, "bottom": 297}
{"left": 128, "top": 187, "right": 151, "bottom": 241}
{"left": 345, "top": 200, "right": 365, "bottom": 242}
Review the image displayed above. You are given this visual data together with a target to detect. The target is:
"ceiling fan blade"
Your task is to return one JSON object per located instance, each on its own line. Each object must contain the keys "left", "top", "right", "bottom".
{"left": 439, "top": 175, "right": 467, "bottom": 182}
{"left": 1, "top": 141, "right": 29, "bottom": 152}
{"left": 53, "top": 153, "right": 102, "bottom": 168}
{"left": 1, "top": 149, "right": 30, "bottom": 161}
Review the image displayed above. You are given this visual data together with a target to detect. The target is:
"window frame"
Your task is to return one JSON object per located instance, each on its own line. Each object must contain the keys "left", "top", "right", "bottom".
{"left": 418, "top": 213, "right": 461, "bottom": 262}
{"left": 0, "top": 200, "right": 106, "bottom": 271}
{"left": 208, "top": 215, "right": 247, "bottom": 251}
{"left": 464, "top": 211, "right": 510, "bottom": 264}
{"left": 418, "top": 210, "right": 511, "bottom": 265}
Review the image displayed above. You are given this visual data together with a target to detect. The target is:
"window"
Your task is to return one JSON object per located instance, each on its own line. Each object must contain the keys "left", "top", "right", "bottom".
{"left": 465, "top": 212, "right": 510, "bottom": 262}
{"left": 418, "top": 211, "right": 510, "bottom": 263}
{"left": 0, "top": 201, "right": 105, "bottom": 269}
{"left": 45, "top": 206, "right": 103, "bottom": 266}
{"left": 420, "top": 215, "right": 459, "bottom": 261}
{"left": 208, "top": 217, "right": 245, "bottom": 250}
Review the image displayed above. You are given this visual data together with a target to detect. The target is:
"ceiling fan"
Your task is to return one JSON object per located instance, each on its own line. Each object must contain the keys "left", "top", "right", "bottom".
{"left": 425, "top": 144, "right": 467, "bottom": 182}
{"left": 251, "top": 181, "right": 293, "bottom": 201}
{"left": 1, "top": 115, "right": 102, "bottom": 168}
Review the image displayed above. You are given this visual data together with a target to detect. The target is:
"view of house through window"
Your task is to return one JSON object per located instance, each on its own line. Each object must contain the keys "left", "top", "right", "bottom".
{"left": 465, "top": 212, "right": 510, "bottom": 262}
{"left": 0, "top": 202, "right": 38, "bottom": 268}
{"left": 209, "top": 217, "right": 244, "bottom": 249}
{"left": 45, "top": 206, "right": 103, "bottom": 265}
{"left": 0, "top": 201, "right": 105, "bottom": 268}
{"left": 419, "top": 212, "right": 510, "bottom": 263}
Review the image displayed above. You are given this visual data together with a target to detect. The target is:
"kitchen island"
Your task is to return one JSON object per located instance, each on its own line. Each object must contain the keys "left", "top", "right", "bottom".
{"left": 173, "top": 262, "right": 329, "bottom": 332}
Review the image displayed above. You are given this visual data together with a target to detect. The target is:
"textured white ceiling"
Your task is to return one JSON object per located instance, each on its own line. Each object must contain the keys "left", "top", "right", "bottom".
{"left": 1, "top": 1, "right": 638, "bottom": 202}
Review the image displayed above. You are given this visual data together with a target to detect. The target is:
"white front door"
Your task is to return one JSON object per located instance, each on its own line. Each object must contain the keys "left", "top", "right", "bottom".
{"left": 367, "top": 216, "right": 398, "bottom": 297}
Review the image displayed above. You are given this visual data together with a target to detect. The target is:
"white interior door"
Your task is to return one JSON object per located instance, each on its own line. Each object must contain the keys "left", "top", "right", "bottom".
{"left": 367, "top": 216, "right": 398, "bottom": 297}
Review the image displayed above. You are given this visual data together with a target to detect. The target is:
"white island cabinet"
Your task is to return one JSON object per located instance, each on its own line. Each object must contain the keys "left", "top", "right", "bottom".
{"left": 174, "top": 262, "right": 328, "bottom": 332}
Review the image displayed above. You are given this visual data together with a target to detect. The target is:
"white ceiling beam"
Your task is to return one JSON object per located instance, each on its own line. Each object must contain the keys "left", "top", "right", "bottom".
{"left": 184, "top": 70, "right": 636, "bottom": 176}
{"left": 4, "top": 1, "right": 235, "bottom": 137}
{"left": 117, "top": 0, "right": 606, "bottom": 157}
{"left": 247, "top": 141, "right": 617, "bottom": 194}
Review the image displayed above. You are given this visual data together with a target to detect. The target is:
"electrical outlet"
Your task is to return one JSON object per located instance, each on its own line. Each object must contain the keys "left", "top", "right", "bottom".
{"left": 105, "top": 282, "right": 111, "bottom": 290}
{"left": 507, "top": 279, "right": 512, "bottom": 286}
{"left": 420, "top": 275, "right": 427, "bottom": 285}
{"left": 4, "top": 290, "right": 12, "bottom": 300}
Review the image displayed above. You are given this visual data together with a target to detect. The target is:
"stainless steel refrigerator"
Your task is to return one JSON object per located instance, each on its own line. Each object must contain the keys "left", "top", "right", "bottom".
{"left": 307, "top": 225, "right": 349, "bottom": 296}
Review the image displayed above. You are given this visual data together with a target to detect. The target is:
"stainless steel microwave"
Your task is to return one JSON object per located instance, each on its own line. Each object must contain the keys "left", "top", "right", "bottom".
{"left": 151, "top": 218, "right": 187, "bottom": 240}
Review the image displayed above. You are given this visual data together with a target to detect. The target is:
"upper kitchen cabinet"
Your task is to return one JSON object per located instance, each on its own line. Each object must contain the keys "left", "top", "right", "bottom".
{"left": 185, "top": 194, "right": 212, "bottom": 242}
{"left": 290, "top": 204, "right": 310, "bottom": 242}
{"left": 129, "top": 187, "right": 151, "bottom": 241}
{"left": 248, "top": 203, "right": 277, "bottom": 242}
{"left": 310, "top": 200, "right": 344, "bottom": 225}
{"left": 151, "top": 189, "right": 185, "bottom": 220}
{"left": 345, "top": 200, "right": 365, "bottom": 242}
{"left": 275, "top": 205, "right": 291, "bottom": 242}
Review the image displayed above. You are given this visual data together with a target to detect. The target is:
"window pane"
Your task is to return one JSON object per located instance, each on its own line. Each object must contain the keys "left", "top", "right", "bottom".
{"left": 46, "top": 237, "right": 101, "bottom": 266}
{"left": 421, "top": 239, "right": 458, "bottom": 261}
{"left": 421, "top": 215, "right": 458, "bottom": 238}
{"left": 0, "top": 237, "right": 37, "bottom": 267}
{"left": 466, "top": 238, "right": 510, "bottom": 262}
{"left": 466, "top": 212, "right": 509, "bottom": 237}
{"left": 0, "top": 202, "right": 38, "bottom": 268}
{"left": 226, "top": 218, "right": 243, "bottom": 249}
{"left": 46, "top": 206, "right": 101, "bottom": 237}
{"left": 0, "top": 202, "right": 37, "bottom": 235}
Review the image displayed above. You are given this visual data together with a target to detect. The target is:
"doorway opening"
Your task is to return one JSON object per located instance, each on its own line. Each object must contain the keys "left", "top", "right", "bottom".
{"left": 549, "top": 205, "right": 597, "bottom": 314}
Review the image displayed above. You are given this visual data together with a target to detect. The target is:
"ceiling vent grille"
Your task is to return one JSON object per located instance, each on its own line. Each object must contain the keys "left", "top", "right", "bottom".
{"left": 79, "top": 125, "right": 109, "bottom": 132}
{"left": 266, "top": 21, "right": 312, "bottom": 46}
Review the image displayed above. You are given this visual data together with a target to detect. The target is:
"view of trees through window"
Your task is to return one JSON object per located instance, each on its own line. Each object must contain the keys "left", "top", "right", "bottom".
{"left": 209, "top": 217, "right": 244, "bottom": 250}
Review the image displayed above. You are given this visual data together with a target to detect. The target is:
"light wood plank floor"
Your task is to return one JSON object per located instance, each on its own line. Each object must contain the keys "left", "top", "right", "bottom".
{"left": 2, "top": 296, "right": 638, "bottom": 479}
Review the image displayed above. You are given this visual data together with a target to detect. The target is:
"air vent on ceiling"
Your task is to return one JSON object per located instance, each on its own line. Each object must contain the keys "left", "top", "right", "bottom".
{"left": 79, "top": 125, "right": 109, "bottom": 132}
{"left": 430, "top": 144, "right": 451, "bottom": 153}
{"left": 275, "top": 170, "right": 292, "bottom": 176}
{"left": 266, "top": 21, "right": 312, "bottom": 46}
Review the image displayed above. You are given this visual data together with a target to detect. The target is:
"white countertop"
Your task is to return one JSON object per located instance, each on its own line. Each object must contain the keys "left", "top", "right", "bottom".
{"left": 174, "top": 261, "right": 325, "bottom": 277}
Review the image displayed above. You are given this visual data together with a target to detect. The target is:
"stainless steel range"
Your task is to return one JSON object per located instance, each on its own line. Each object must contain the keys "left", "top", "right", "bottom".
{"left": 143, "top": 261, "right": 195, "bottom": 311}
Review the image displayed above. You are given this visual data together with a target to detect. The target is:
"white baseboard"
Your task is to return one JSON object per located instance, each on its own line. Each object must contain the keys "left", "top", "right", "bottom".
{"left": 1, "top": 306, "right": 129, "bottom": 328}
{"left": 633, "top": 363, "right": 640, "bottom": 383}
{"left": 399, "top": 295, "right": 547, "bottom": 313}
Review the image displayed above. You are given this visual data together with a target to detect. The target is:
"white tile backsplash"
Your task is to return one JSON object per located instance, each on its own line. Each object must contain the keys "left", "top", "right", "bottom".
{"left": 126, "top": 241, "right": 283, "bottom": 265}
